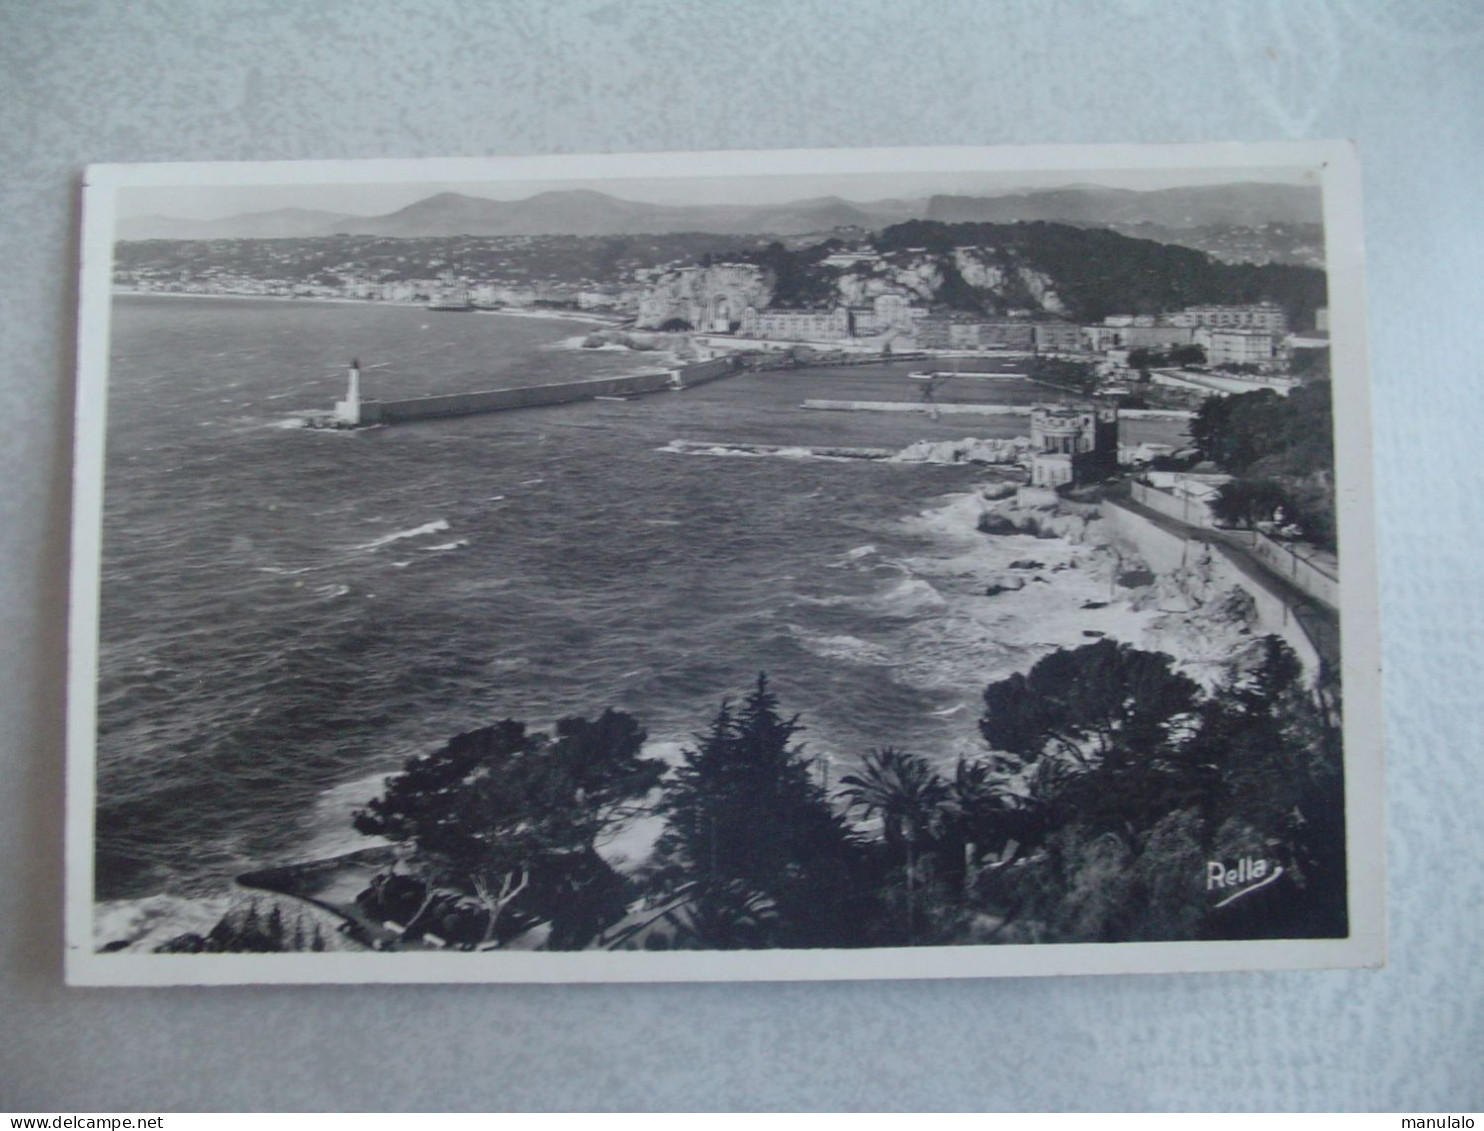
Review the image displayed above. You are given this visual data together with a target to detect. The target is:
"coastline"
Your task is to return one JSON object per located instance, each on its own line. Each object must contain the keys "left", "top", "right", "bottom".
{"left": 112, "top": 287, "right": 615, "bottom": 327}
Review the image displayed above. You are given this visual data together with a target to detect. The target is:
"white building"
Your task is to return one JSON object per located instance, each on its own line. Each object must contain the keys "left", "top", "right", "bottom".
{"left": 739, "top": 305, "right": 853, "bottom": 342}
{"left": 1197, "top": 328, "right": 1279, "bottom": 366}
{"left": 1169, "top": 302, "right": 1288, "bottom": 334}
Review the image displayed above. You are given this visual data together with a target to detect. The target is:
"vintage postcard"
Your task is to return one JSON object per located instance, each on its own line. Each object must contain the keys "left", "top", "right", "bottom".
{"left": 67, "top": 142, "right": 1382, "bottom": 984}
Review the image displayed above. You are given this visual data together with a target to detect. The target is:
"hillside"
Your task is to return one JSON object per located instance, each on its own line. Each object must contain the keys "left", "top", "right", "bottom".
{"left": 871, "top": 221, "right": 1327, "bottom": 325}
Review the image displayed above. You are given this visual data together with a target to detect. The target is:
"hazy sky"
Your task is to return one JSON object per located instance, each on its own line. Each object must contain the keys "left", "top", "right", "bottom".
{"left": 117, "top": 165, "right": 1319, "bottom": 221}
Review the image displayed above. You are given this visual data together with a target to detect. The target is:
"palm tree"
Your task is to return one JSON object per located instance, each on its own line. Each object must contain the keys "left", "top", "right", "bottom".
{"left": 837, "top": 747, "right": 950, "bottom": 943}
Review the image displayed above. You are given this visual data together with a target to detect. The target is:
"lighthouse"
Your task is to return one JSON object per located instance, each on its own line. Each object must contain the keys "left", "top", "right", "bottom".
{"left": 333, "top": 357, "right": 362, "bottom": 426}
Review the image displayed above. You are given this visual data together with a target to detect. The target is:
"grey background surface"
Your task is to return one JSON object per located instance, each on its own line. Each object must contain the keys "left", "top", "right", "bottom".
{"left": 2, "top": 0, "right": 1480, "bottom": 1112}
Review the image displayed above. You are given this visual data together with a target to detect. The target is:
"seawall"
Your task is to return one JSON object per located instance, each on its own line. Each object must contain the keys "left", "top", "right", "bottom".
{"left": 1101, "top": 498, "right": 1326, "bottom": 681}
{"left": 360, "top": 356, "right": 738, "bottom": 424}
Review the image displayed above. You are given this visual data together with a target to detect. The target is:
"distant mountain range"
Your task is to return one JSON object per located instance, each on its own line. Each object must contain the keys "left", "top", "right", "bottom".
{"left": 118, "top": 183, "right": 1321, "bottom": 245}
{"left": 923, "top": 183, "right": 1320, "bottom": 228}
{"left": 118, "top": 207, "right": 355, "bottom": 241}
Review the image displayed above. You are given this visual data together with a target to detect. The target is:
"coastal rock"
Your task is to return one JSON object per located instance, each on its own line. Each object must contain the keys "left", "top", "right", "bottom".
{"left": 892, "top": 436, "right": 1030, "bottom": 465}
{"left": 984, "top": 573, "right": 1026, "bottom": 597}
{"left": 976, "top": 497, "right": 1099, "bottom": 544}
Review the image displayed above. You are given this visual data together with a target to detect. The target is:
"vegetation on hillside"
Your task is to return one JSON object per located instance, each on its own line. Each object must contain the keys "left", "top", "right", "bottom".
{"left": 875, "top": 220, "right": 1327, "bottom": 326}
{"left": 736, "top": 241, "right": 842, "bottom": 309}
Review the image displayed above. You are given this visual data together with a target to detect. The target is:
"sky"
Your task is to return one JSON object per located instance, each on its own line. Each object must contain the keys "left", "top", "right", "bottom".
{"left": 115, "top": 164, "right": 1320, "bottom": 221}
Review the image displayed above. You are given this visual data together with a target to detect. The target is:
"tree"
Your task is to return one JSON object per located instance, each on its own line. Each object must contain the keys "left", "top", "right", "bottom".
{"left": 1182, "top": 636, "right": 1346, "bottom": 938}
{"left": 1210, "top": 477, "right": 1289, "bottom": 530}
{"left": 1190, "top": 382, "right": 1333, "bottom": 479}
{"left": 749, "top": 242, "right": 839, "bottom": 309}
{"left": 837, "top": 747, "right": 950, "bottom": 941}
{"left": 945, "top": 756, "right": 1047, "bottom": 872}
{"left": 981, "top": 640, "right": 1201, "bottom": 773}
{"left": 970, "top": 636, "right": 1347, "bottom": 943}
{"left": 651, "top": 675, "right": 874, "bottom": 948}
{"left": 153, "top": 901, "right": 321, "bottom": 954}
{"left": 354, "top": 710, "right": 663, "bottom": 949}
{"left": 1129, "top": 345, "right": 1206, "bottom": 370}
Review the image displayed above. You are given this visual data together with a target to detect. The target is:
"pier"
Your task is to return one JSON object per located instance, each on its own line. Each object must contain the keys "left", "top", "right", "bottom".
{"left": 342, "top": 356, "right": 742, "bottom": 426}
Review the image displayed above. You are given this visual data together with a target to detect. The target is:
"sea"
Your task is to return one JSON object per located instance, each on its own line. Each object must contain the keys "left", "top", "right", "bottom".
{"left": 94, "top": 294, "right": 1183, "bottom": 932}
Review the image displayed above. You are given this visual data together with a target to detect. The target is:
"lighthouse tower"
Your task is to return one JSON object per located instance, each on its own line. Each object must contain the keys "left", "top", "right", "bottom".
{"left": 333, "top": 357, "right": 362, "bottom": 426}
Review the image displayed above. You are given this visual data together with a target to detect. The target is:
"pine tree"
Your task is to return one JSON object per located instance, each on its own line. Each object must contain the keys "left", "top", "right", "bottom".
{"left": 266, "top": 905, "right": 286, "bottom": 951}
{"left": 653, "top": 674, "right": 877, "bottom": 948}
{"left": 354, "top": 710, "right": 663, "bottom": 949}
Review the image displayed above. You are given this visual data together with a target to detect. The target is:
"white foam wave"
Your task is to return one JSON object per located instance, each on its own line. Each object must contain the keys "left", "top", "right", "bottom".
{"left": 301, "top": 772, "right": 397, "bottom": 862}
{"left": 790, "top": 628, "right": 899, "bottom": 667}
{"left": 421, "top": 539, "right": 469, "bottom": 552}
{"left": 95, "top": 894, "right": 236, "bottom": 953}
{"left": 872, "top": 577, "right": 947, "bottom": 616}
{"left": 355, "top": 519, "right": 450, "bottom": 551}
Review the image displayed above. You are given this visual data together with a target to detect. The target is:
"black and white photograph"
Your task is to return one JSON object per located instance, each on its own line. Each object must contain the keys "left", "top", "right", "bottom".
{"left": 67, "top": 143, "right": 1381, "bottom": 984}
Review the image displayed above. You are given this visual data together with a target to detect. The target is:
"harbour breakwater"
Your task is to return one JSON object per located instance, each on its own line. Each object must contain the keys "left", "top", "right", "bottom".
{"left": 359, "top": 356, "right": 739, "bottom": 424}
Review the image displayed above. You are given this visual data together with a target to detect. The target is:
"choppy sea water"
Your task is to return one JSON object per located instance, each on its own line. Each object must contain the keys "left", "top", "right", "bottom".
{"left": 95, "top": 295, "right": 1170, "bottom": 916}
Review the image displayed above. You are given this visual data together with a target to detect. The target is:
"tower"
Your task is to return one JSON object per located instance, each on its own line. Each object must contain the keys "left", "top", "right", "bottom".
{"left": 1028, "top": 402, "right": 1119, "bottom": 488}
{"left": 333, "top": 357, "right": 361, "bottom": 426}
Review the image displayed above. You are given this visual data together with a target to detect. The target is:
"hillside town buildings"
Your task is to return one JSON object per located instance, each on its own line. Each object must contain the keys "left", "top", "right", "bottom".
{"left": 113, "top": 234, "right": 1315, "bottom": 397}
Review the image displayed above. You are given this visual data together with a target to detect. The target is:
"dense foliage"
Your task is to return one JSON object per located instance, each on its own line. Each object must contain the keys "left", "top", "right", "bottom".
{"left": 328, "top": 637, "right": 1343, "bottom": 952}
{"left": 966, "top": 638, "right": 1345, "bottom": 942}
{"left": 644, "top": 675, "right": 881, "bottom": 948}
{"left": 352, "top": 710, "right": 664, "bottom": 948}
{"left": 1192, "top": 380, "right": 1336, "bottom": 550}
{"left": 739, "top": 241, "right": 842, "bottom": 309}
